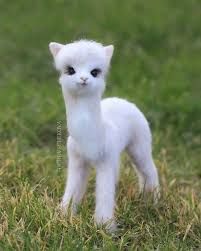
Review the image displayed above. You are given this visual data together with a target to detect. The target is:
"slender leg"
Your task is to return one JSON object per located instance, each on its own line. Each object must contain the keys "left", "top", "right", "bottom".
{"left": 61, "top": 149, "right": 89, "bottom": 214}
{"left": 128, "top": 142, "right": 159, "bottom": 200}
{"left": 95, "top": 158, "right": 118, "bottom": 230}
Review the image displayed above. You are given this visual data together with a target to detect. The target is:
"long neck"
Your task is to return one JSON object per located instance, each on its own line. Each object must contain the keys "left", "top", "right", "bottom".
{"left": 66, "top": 94, "right": 103, "bottom": 128}
{"left": 63, "top": 91, "right": 105, "bottom": 149}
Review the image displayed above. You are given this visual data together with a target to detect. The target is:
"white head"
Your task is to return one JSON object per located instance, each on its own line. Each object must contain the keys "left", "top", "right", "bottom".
{"left": 49, "top": 40, "right": 114, "bottom": 97}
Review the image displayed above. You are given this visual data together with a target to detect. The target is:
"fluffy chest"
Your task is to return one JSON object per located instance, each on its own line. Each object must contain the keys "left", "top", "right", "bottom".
{"left": 67, "top": 109, "right": 105, "bottom": 161}
{"left": 68, "top": 112, "right": 95, "bottom": 140}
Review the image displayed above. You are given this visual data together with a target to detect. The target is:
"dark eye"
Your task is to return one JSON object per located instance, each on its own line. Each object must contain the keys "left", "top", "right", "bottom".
{"left": 65, "top": 66, "right": 75, "bottom": 75}
{"left": 91, "top": 68, "right": 101, "bottom": 77}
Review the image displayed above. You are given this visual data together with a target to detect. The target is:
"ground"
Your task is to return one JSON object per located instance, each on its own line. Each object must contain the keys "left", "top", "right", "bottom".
{"left": 0, "top": 0, "right": 201, "bottom": 250}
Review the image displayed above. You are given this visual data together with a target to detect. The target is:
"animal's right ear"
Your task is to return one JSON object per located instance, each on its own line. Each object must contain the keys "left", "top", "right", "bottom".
{"left": 49, "top": 42, "right": 63, "bottom": 57}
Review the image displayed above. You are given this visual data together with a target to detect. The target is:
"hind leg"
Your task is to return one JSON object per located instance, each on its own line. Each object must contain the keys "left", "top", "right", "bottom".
{"left": 127, "top": 140, "right": 159, "bottom": 200}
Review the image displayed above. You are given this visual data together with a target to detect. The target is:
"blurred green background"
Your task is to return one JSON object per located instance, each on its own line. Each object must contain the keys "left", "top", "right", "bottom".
{"left": 0, "top": 0, "right": 201, "bottom": 250}
{"left": 0, "top": 0, "right": 200, "bottom": 146}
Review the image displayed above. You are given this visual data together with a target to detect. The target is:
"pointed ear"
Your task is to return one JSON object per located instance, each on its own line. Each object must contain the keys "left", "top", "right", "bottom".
{"left": 104, "top": 45, "right": 114, "bottom": 62}
{"left": 49, "top": 42, "right": 63, "bottom": 57}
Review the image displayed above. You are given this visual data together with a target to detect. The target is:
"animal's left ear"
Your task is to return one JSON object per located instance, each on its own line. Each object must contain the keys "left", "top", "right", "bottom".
{"left": 104, "top": 45, "right": 114, "bottom": 62}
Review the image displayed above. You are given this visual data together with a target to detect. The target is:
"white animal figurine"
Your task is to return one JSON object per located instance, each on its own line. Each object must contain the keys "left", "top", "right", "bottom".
{"left": 49, "top": 39, "right": 159, "bottom": 230}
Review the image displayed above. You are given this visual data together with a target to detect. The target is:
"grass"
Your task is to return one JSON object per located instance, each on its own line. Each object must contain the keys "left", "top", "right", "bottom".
{"left": 0, "top": 0, "right": 201, "bottom": 250}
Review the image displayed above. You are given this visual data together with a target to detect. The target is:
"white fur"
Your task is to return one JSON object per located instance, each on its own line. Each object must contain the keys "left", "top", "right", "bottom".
{"left": 49, "top": 40, "right": 159, "bottom": 230}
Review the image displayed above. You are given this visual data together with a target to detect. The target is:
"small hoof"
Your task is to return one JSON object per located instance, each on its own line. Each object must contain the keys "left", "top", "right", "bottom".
{"left": 105, "top": 221, "right": 117, "bottom": 233}
{"left": 95, "top": 216, "right": 117, "bottom": 233}
{"left": 57, "top": 202, "right": 67, "bottom": 215}
{"left": 140, "top": 186, "right": 160, "bottom": 203}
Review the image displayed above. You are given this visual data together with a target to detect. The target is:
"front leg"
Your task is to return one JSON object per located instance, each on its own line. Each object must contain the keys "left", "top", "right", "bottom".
{"left": 61, "top": 147, "right": 89, "bottom": 214}
{"left": 95, "top": 158, "right": 118, "bottom": 230}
